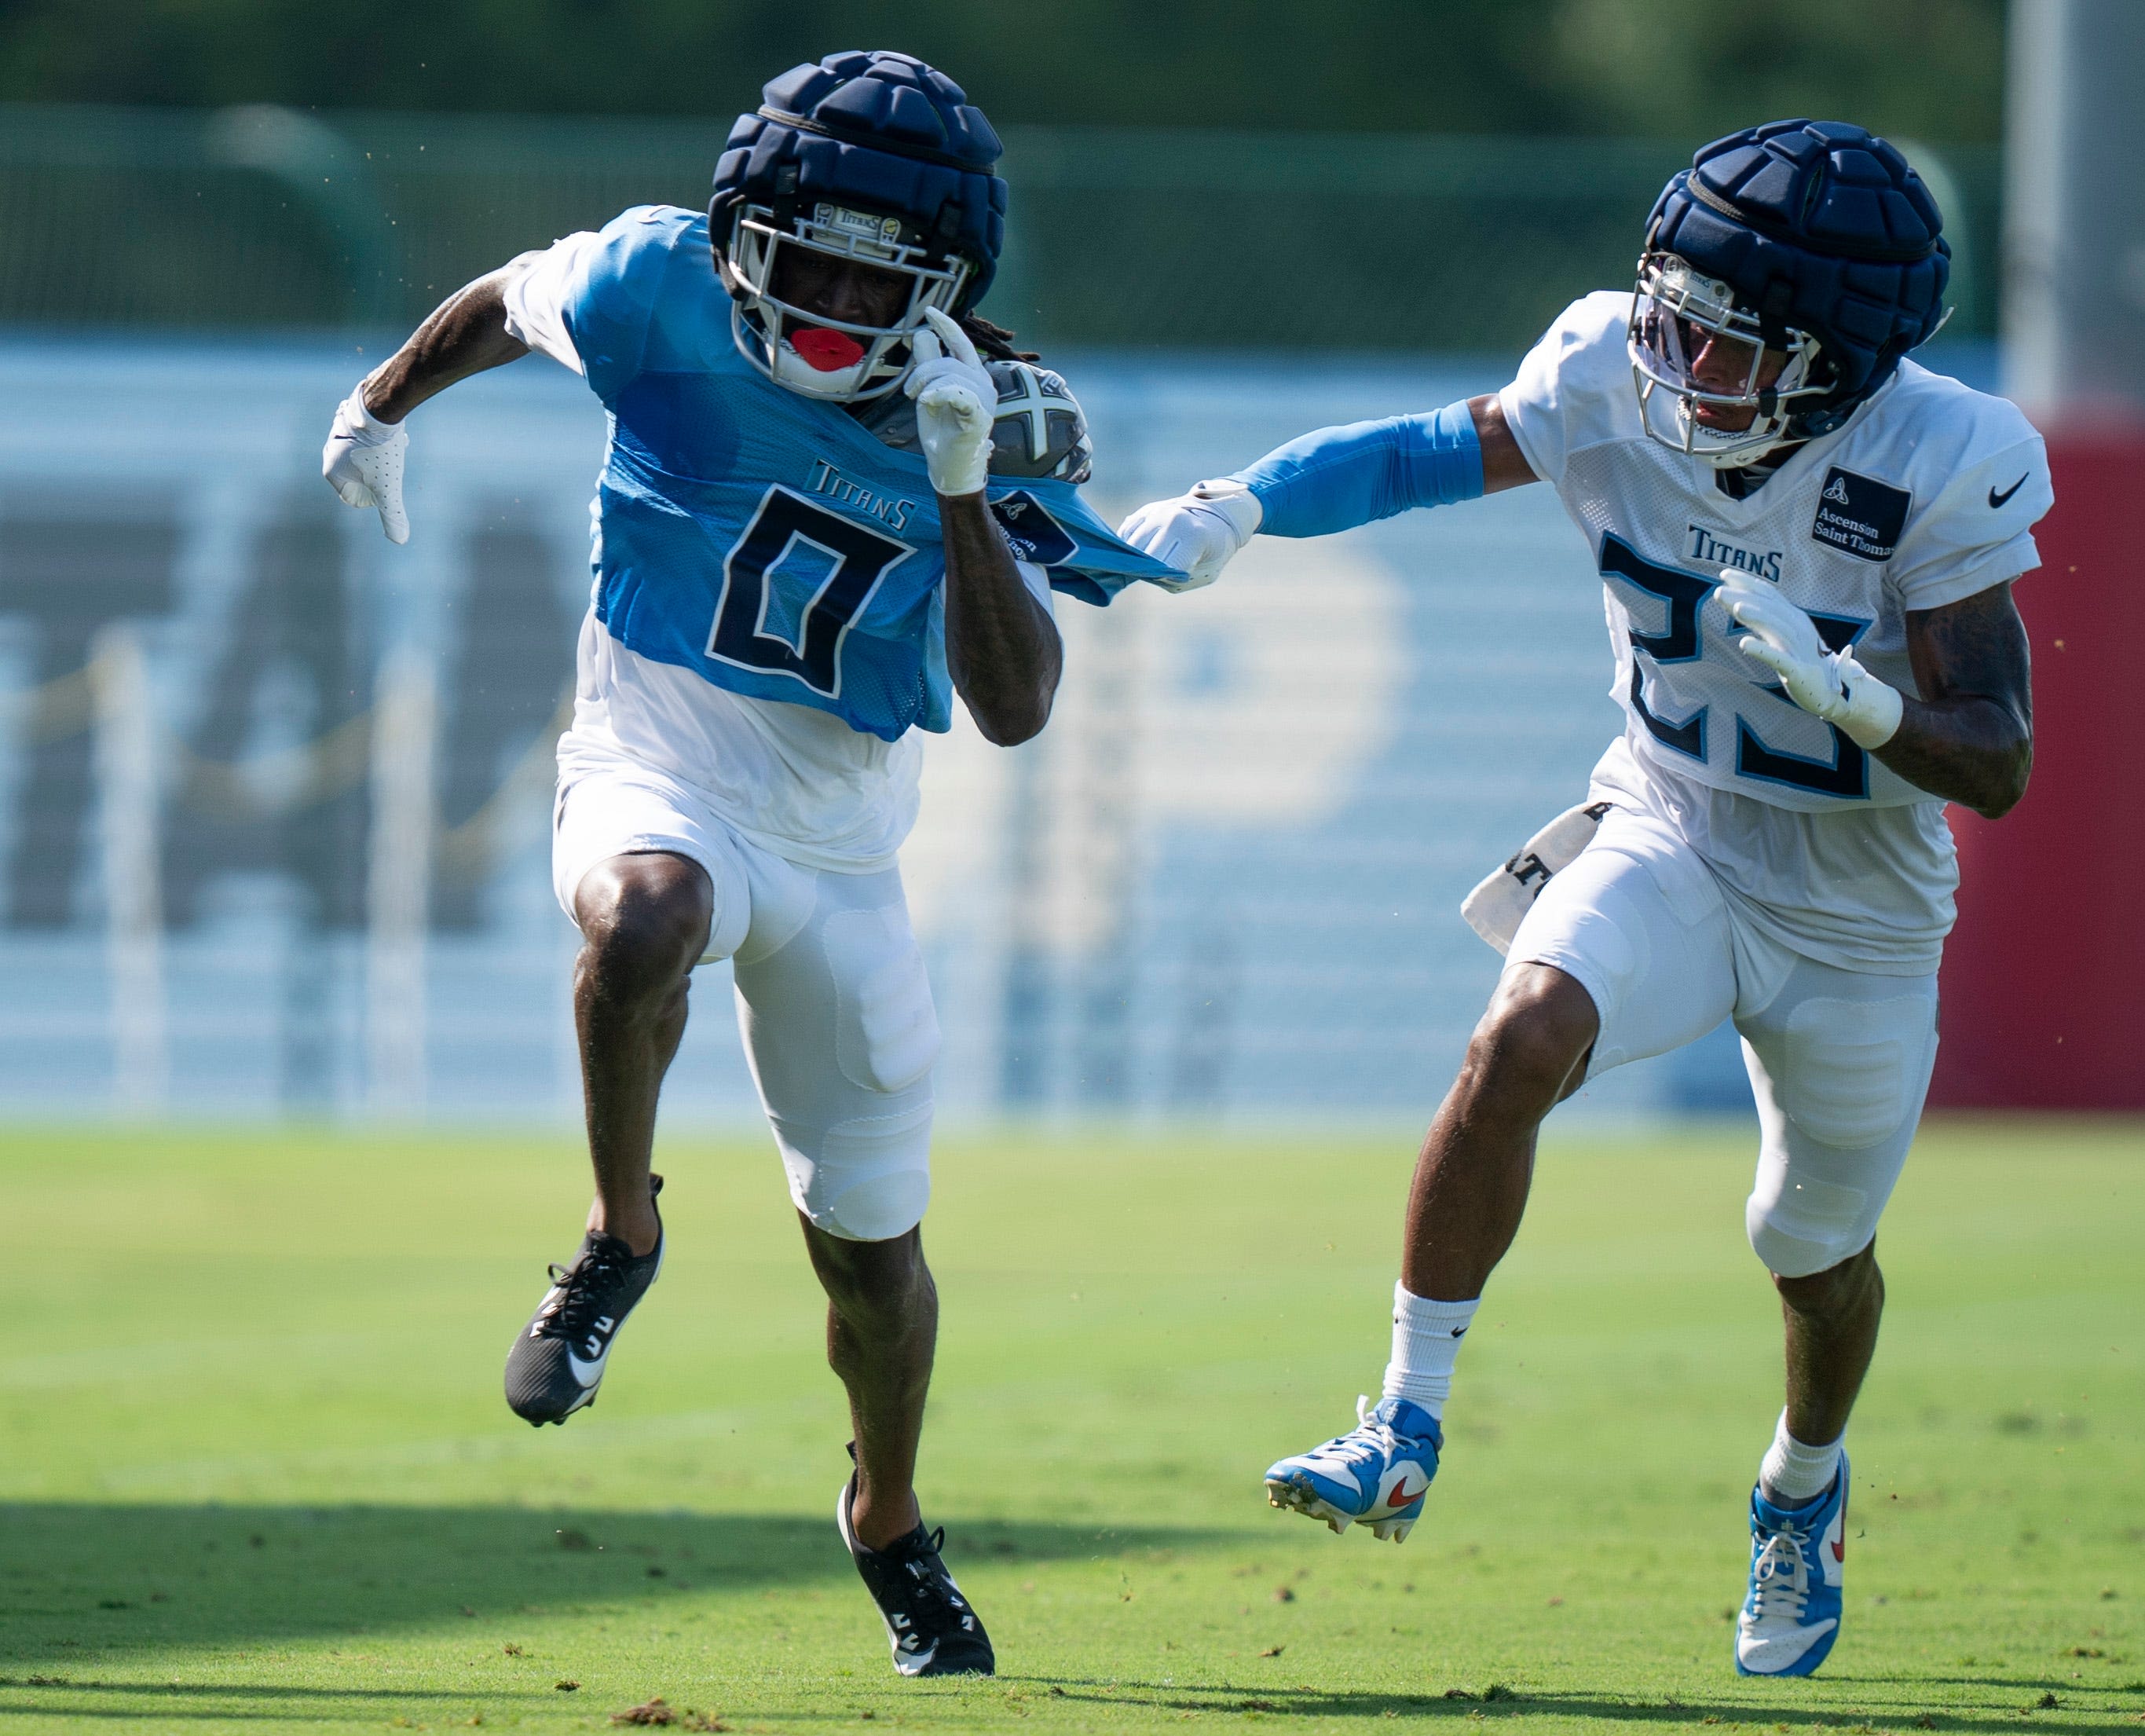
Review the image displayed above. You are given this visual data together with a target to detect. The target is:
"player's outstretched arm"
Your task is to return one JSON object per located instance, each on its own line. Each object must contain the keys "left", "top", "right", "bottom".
{"left": 1722, "top": 573, "right": 2033, "bottom": 819}
{"left": 906, "top": 307, "right": 1063, "bottom": 745}
{"left": 1884, "top": 582, "right": 2033, "bottom": 818}
{"left": 1116, "top": 394, "right": 1535, "bottom": 586}
{"left": 361, "top": 269, "right": 531, "bottom": 421}
{"left": 322, "top": 267, "right": 532, "bottom": 543}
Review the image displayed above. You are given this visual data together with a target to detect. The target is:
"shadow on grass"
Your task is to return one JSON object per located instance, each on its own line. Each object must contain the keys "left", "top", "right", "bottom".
{"left": 1026, "top": 1675, "right": 2132, "bottom": 1733}
{"left": 4, "top": 1507, "right": 2135, "bottom": 1731}
{"left": 0, "top": 1501, "right": 1218, "bottom": 1656}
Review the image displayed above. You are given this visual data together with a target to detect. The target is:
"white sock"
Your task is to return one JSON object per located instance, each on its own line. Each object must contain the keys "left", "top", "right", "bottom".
{"left": 1380, "top": 1282, "right": 1479, "bottom": 1418}
{"left": 1759, "top": 1409, "right": 1843, "bottom": 1506}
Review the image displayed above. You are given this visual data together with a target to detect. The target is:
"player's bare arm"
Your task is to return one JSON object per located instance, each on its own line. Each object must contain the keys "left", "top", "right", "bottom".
{"left": 1140, "top": 119, "right": 2057, "bottom": 1684}
{"left": 1883, "top": 581, "right": 2033, "bottom": 818}
{"left": 1719, "top": 567, "right": 2036, "bottom": 821}
{"left": 319, "top": 266, "right": 530, "bottom": 542}
{"left": 1466, "top": 393, "right": 1540, "bottom": 493}
{"left": 902, "top": 305, "right": 1062, "bottom": 744}
{"left": 361, "top": 269, "right": 529, "bottom": 421}
{"left": 317, "top": 49, "right": 1184, "bottom": 1681}
{"left": 939, "top": 491, "right": 1062, "bottom": 745}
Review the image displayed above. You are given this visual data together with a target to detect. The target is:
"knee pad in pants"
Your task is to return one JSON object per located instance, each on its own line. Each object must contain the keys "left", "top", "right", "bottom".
{"left": 734, "top": 868, "right": 940, "bottom": 1243}
{"left": 1741, "top": 987, "right": 1936, "bottom": 1278}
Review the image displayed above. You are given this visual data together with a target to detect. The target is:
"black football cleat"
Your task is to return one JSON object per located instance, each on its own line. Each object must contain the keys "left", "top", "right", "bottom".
{"left": 503, "top": 1175, "right": 664, "bottom": 1426}
{"left": 837, "top": 1456, "right": 995, "bottom": 1678}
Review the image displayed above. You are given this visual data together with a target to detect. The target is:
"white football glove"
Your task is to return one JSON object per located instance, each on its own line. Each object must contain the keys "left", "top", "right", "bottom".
{"left": 1716, "top": 570, "right": 1902, "bottom": 749}
{"left": 322, "top": 383, "right": 410, "bottom": 544}
{"left": 1116, "top": 479, "right": 1261, "bottom": 591}
{"left": 905, "top": 306, "right": 997, "bottom": 497}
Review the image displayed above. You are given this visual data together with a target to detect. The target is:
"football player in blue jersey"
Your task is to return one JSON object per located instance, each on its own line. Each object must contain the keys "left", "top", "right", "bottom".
{"left": 322, "top": 50, "right": 1187, "bottom": 1676}
{"left": 1122, "top": 120, "right": 2049, "bottom": 1678}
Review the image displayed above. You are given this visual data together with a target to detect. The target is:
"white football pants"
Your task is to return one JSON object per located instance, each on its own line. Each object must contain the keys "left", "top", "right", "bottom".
{"left": 554, "top": 760, "right": 939, "bottom": 1243}
{"left": 1507, "top": 806, "right": 1939, "bottom": 1278}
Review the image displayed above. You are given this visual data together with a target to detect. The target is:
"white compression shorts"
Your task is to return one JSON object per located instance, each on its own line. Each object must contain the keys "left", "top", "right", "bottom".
{"left": 1506, "top": 806, "right": 1940, "bottom": 1279}
{"left": 553, "top": 756, "right": 939, "bottom": 1243}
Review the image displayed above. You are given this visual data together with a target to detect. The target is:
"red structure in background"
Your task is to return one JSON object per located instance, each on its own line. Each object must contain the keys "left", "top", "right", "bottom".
{"left": 1931, "top": 429, "right": 2145, "bottom": 1108}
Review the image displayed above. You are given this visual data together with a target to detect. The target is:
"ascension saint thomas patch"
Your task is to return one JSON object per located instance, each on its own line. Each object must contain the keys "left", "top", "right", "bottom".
{"left": 1811, "top": 467, "right": 1911, "bottom": 562}
{"left": 988, "top": 490, "right": 1078, "bottom": 566}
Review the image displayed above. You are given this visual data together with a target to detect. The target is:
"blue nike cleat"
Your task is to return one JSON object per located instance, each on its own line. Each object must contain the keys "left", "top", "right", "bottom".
{"left": 1264, "top": 1395, "right": 1443, "bottom": 1543}
{"left": 1736, "top": 1455, "right": 1849, "bottom": 1677}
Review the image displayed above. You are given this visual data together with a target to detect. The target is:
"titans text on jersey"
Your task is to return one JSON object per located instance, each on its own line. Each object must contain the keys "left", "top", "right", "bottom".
{"left": 512, "top": 204, "right": 1175, "bottom": 745}
{"left": 1124, "top": 118, "right": 2050, "bottom": 1683}
{"left": 1506, "top": 288, "right": 2050, "bottom": 815}
{"left": 323, "top": 48, "right": 1195, "bottom": 1682}
{"left": 501, "top": 203, "right": 1184, "bottom": 874}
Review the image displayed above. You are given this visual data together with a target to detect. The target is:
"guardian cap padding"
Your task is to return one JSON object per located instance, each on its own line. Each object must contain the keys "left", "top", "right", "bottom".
{"left": 1645, "top": 120, "right": 1950, "bottom": 435}
{"left": 711, "top": 49, "right": 1007, "bottom": 309}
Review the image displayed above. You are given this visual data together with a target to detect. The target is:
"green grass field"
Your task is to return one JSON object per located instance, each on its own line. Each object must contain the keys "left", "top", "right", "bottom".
{"left": 2, "top": 1119, "right": 2140, "bottom": 1734}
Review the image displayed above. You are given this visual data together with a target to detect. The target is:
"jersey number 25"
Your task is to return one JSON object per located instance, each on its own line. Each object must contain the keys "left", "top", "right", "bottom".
{"left": 1602, "top": 534, "right": 1874, "bottom": 800}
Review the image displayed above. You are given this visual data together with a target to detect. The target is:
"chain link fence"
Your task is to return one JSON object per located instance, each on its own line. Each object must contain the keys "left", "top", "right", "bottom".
{"left": 0, "top": 104, "right": 2001, "bottom": 351}
{"left": 0, "top": 102, "right": 2006, "bottom": 1123}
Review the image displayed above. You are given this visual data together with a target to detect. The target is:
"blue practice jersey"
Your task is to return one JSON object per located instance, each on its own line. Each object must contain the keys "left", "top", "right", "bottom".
{"left": 551, "top": 205, "right": 1183, "bottom": 742}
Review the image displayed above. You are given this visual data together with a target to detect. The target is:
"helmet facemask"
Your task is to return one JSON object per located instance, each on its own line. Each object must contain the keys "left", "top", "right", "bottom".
{"left": 725, "top": 200, "right": 972, "bottom": 403}
{"left": 1628, "top": 252, "right": 1832, "bottom": 469}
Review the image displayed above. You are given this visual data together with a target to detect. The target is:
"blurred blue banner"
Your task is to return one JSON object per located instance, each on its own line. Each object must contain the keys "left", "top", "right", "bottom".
{"left": 0, "top": 335, "right": 1873, "bottom": 1124}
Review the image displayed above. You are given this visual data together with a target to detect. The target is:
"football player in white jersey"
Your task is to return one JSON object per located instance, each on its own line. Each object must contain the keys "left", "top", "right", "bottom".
{"left": 321, "top": 52, "right": 1182, "bottom": 1676}
{"left": 1119, "top": 120, "right": 2049, "bottom": 1677}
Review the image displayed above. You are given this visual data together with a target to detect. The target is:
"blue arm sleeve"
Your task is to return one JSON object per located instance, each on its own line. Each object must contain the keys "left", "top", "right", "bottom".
{"left": 1228, "top": 400, "right": 1484, "bottom": 539}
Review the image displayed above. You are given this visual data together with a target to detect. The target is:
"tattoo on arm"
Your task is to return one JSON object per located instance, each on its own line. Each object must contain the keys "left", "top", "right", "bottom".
{"left": 361, "top": 269, "right": 531, "bottom": 423}
{"left": 1876, "top": 580, "right": 2033, "bottom": 819}
{"left": 939, "top": 494, "right": 1063, "bottom": 747}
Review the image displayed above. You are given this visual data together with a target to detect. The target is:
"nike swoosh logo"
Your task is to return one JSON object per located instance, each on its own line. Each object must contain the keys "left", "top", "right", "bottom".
{"left": 1989, "top": 474, "right": 2027, "bottom": 508}
{"left": 1386, "top": 1478, "right": 1426, "bottom": 1508}
{"left": 566, "top": 1345, "right": 609, "bottom": 1386}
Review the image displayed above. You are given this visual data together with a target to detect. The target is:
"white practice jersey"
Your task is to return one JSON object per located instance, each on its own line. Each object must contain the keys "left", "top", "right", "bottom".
{"left": 504, "top": 233, "right": 1053, "bottom": 873}
{"left": 1500, "top": 291, "right": 2052, "bottom": 971}
{"left": 558, "top": 610, "right": 928, "bottom": 873}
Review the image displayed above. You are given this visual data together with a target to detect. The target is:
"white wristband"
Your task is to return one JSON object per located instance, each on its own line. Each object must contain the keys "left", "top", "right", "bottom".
{"left": 1191, "top": 478, "right": 1263, "bottom": 542}
{"left": 340, "top": 383, "right": 404, "bottom": 443}
{"left": 1836, "top": 657, "right": 1904, "bottom": 749}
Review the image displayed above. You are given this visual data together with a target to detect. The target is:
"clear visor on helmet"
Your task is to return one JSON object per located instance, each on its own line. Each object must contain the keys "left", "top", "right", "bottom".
{"left": 728, "top": 201, "right": 972, "bottom": 403}
{"left": 1627, "top": 252, "right": 1828, "bottom": 468}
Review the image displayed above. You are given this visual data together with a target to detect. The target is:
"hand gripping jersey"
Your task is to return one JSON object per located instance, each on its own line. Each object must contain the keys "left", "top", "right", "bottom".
{"left": 1500, "top": 292, "right": 2052, "bottom": 969}
{"left": 529, "top": 206, "right": 1177, "bottom": 741}
{"left": 505, "top": 205, "right": 1184, "bottom": 870}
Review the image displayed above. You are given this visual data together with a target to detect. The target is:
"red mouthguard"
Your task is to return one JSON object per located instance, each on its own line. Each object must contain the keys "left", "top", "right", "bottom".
{"left": 789, "top": 327, "right": 866, "bottom": 372}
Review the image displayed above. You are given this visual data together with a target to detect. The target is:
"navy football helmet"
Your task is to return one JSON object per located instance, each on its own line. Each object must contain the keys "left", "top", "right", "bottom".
{"left": 710, "top": 50, "right": 1008, "bottom": 402}
{"left": 1630, "top": 119, "right": 1951, "bottom": 467}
